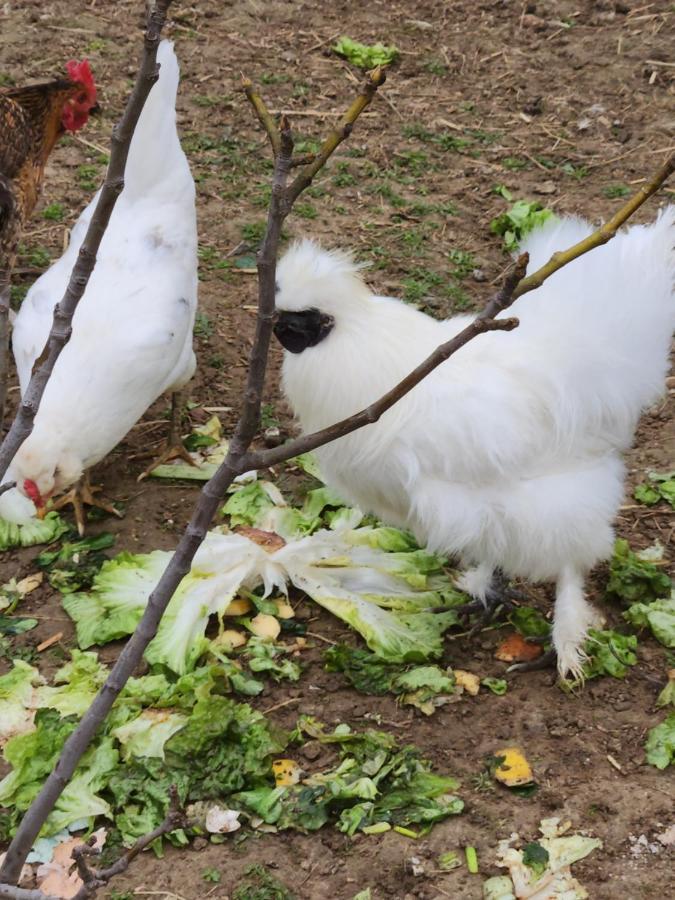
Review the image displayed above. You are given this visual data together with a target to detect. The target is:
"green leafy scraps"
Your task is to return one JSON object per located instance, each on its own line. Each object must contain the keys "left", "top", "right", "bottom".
{"left": 508, "top": 606, "right": 551, "bottom": 639}
{"left": 232, "top": 864, "right": 296, "bottom": 900}
{"left": 656, "top": 672, "right": 675, "bottom": 708}
{"left": 634, "top": 471, "right": 675, "bottom": 509}
{"left": 333, "top": 37, "right": 400, "bottom": 69}
{"left": 0, "top": 512, "right": 68, "bottom": 552}
{"left": 235, "top": 718, "right": 462, "bottom": 836}
{"left": 645, "top": 713, "right": 675, "bottom": 769}
{"left": 36, "top": 532, "right": 116, "bottom": 594}
{"left": 490, "top": 200, "right": 556, "bottom": 251}
{"left": 605, "top": 539, "right": 672, "bottom": 605}
{"left": 324, "top": 645, "right": 456, "bottom": 714}
{"left": 482, "top": 677, "right": 508, "bottom": 696}
{"left": 624, "top": 596, "right": 675, "bottom": 648}
{"left": 581, "top": 629, "right": 637, "bottom": 681}
{"left": 522, "top": 841, "right": 549, "bottom": 879}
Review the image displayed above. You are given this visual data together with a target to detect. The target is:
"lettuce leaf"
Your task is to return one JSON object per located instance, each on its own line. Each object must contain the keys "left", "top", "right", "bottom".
{"left": 333, "top": 36, "right": 399, "bottom": 69}
{"left": 0, "top": 512, "right": 68, "bottom": 551}
{"left": 645, "top": 713, "right": 675, "bottom": 769}
{"left": 0, "top": 660, "right": 41, "bottom": 746}
{"left": 606, "top": 539, "right": 672, "bottom": 604}
{"left": 624, "top": 596, "right": 675, "bottom": 648}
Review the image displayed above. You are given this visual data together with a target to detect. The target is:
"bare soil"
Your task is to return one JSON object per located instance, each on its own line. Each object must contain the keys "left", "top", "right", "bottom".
{"left": 1, "top": 1, "right": 674, "bottom": 898}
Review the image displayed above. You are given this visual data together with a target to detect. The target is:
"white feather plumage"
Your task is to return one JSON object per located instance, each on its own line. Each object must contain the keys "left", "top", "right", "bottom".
{"left": 275, "top": 209, "right": 675, "bottom": 676}
{"left": 1, "top": 41, "right": 197, "bottom": 521}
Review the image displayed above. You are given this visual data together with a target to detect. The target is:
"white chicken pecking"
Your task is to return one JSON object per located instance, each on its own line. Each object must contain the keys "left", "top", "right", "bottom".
{"left": 0, "top": 40, "right": 197, "bottom": 533}
{"left": 273, "top": 209, "right": 675, "bottom": 678}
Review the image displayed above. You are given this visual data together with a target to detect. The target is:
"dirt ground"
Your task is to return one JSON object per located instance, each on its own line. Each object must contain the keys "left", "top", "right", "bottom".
{"left": 1, "top": 0, "right": 674, "bottom": 898}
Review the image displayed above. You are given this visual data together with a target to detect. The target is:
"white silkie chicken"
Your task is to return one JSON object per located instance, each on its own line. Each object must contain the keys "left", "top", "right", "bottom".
{"left": 273, "top": 209, "right": 675, "bottom": 678}
{"left": 0, "top": 41, "right": 197, "bottom": 533}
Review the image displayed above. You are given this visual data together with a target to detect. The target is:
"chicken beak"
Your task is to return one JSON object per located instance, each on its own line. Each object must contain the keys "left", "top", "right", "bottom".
{"left": 35, "top": 504, "right": 47, "bottom": 520}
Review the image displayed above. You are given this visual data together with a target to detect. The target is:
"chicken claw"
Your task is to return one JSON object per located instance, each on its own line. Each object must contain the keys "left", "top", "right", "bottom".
{"left": 50, "top": 474, "right": 123, "bottom": 536}
{"left": 507, "top": 646, "right": 557, "bottom": 674}
{"left": 137, "top": 391, "right": 198, "bottom": 481}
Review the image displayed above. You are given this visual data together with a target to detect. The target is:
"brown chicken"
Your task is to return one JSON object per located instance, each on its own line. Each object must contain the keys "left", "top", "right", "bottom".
{"left": 0, "top": 59, "right": 97, "bottom": 277}
{"left": 0, "top": 59, "right": 97, "bottom": 422}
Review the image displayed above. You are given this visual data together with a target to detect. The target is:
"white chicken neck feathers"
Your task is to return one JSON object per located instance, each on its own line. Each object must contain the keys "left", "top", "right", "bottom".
{"left": 276, "top": 210, "right": 675, "bottom": 676}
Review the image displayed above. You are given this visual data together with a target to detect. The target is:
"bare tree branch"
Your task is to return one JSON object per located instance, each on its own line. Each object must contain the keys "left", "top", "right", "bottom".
{"left": 0, "top": 479, "right": 16, "bottom": 497}
{"left": 286, "top": 67, "right": 386, "bottom": 206}
{"left": 242, "top": 316, "right": 519, "bottom": 470}
{"left": 479, "top": 252, "right": 529, "bottom": 319}
{"left": 0, "top": 0, "right": 176, "bottom": 886}
{"left": 0, "top": 790, "right": 186, "bottom": 900}
{"left": 0, "top": 886, "right": 58, "bottom": 900}
{"left": 241, "top": 76, "right": 281, "bottom": 157}
{"left": 0, "top": 67, "right": 385, "bottom": 890}
{"left": 0, "top": 0, "right": 175, "bottom": 486}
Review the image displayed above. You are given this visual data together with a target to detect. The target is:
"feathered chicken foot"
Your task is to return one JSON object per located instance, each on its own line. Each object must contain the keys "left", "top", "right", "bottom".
{"left": 50, "top": 474, "right": 123, "bottom": 536}
{"left": 137, "top": 391, "right": 198, "bottom": 481}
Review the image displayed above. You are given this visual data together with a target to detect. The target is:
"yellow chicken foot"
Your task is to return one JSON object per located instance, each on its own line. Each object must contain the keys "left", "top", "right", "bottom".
{"left": 49, "top": 474, "right": 123, "bottom": 536}
{"left": 137, "top": 391, "right": 198, "bottom": 481}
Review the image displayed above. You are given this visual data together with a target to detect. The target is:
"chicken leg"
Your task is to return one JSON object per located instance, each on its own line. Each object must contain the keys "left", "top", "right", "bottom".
{"left": 428, "top": 564, "right": 523, "bottom": 628}
{"left": 49, "top": 472, "right": 123, "bottom": 536}
{"left": 137, "top": 391, "right": 198, "bottom": 481}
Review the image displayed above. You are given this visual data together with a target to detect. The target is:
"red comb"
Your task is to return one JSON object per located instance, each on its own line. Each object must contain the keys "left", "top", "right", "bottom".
{"left": 66, "top": 59, "right": 95, "bottom": 91}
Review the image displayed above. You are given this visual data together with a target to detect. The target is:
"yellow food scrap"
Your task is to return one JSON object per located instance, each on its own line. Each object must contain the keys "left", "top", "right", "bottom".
{"left": 222, "top": 597, "right": 253, "bottom": 616}
{"left": 217, "top": 629, "right": 247, "bottom": 651}
{"left": 454, "top": 669, "right": 480, "bottom": 696}
{"left": 249, "top": 612, "right": 281, "bottom": 640}
{"left": 493, "top": 747, "right": 534, "bottom": 787}
{"left": 274, "top": 599, "right": 295, "bottom": 619}
{"left": 272, "top": 759, "right": 302, "bottom": 786}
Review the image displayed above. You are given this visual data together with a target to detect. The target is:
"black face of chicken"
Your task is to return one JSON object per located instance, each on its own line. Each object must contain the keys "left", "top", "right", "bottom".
{"left": 273, "top": 307, "right": 335, "bottom": 354}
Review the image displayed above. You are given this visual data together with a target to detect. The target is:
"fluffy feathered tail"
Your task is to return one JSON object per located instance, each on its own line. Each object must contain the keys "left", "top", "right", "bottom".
{"left": 122, "top": 40, "right": 191, "bottom": 197}
{"left": 509, "top": 206, "right": 675, "bottom": 444}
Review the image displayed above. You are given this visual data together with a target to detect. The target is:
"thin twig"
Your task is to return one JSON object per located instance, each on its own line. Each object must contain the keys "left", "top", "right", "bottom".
{"left": 70, "top": 786, "right": 187, "bottom": 900}
{"left": 479, "top": 252, "right": 529, "bottom": 319}
{"left": 0, "top": 1, "right": 174, "bottom": 486}
{"left": 286, "top": 67, "right": 387, "bottom": 205}
{"left": 0, "top": 0, "right": 175, "bottom": 887}
{"left": 241, "top": 76, "right": 280, "bottom": 157}
{"left": 512, "top": 151, "right": 674, "bottom": 301}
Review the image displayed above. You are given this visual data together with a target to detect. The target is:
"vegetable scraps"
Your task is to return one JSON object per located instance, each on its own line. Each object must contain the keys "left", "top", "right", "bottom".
{"left": 483, "top": 818, "right": 601, "bottom": 899}
{"left": 64, "top": 480, "right": 464, "bottom": 674}
{"left": 0, "top": 654, "right": 462, "bottom": 849}
{"left": 0, "top": 511, "right": 68, "bottom": 552}
{"left": 490, "top": 200, "right": 556, "bottom": 251}
{"left": 333, "top": 37, "right": 400, "bottom": 69}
